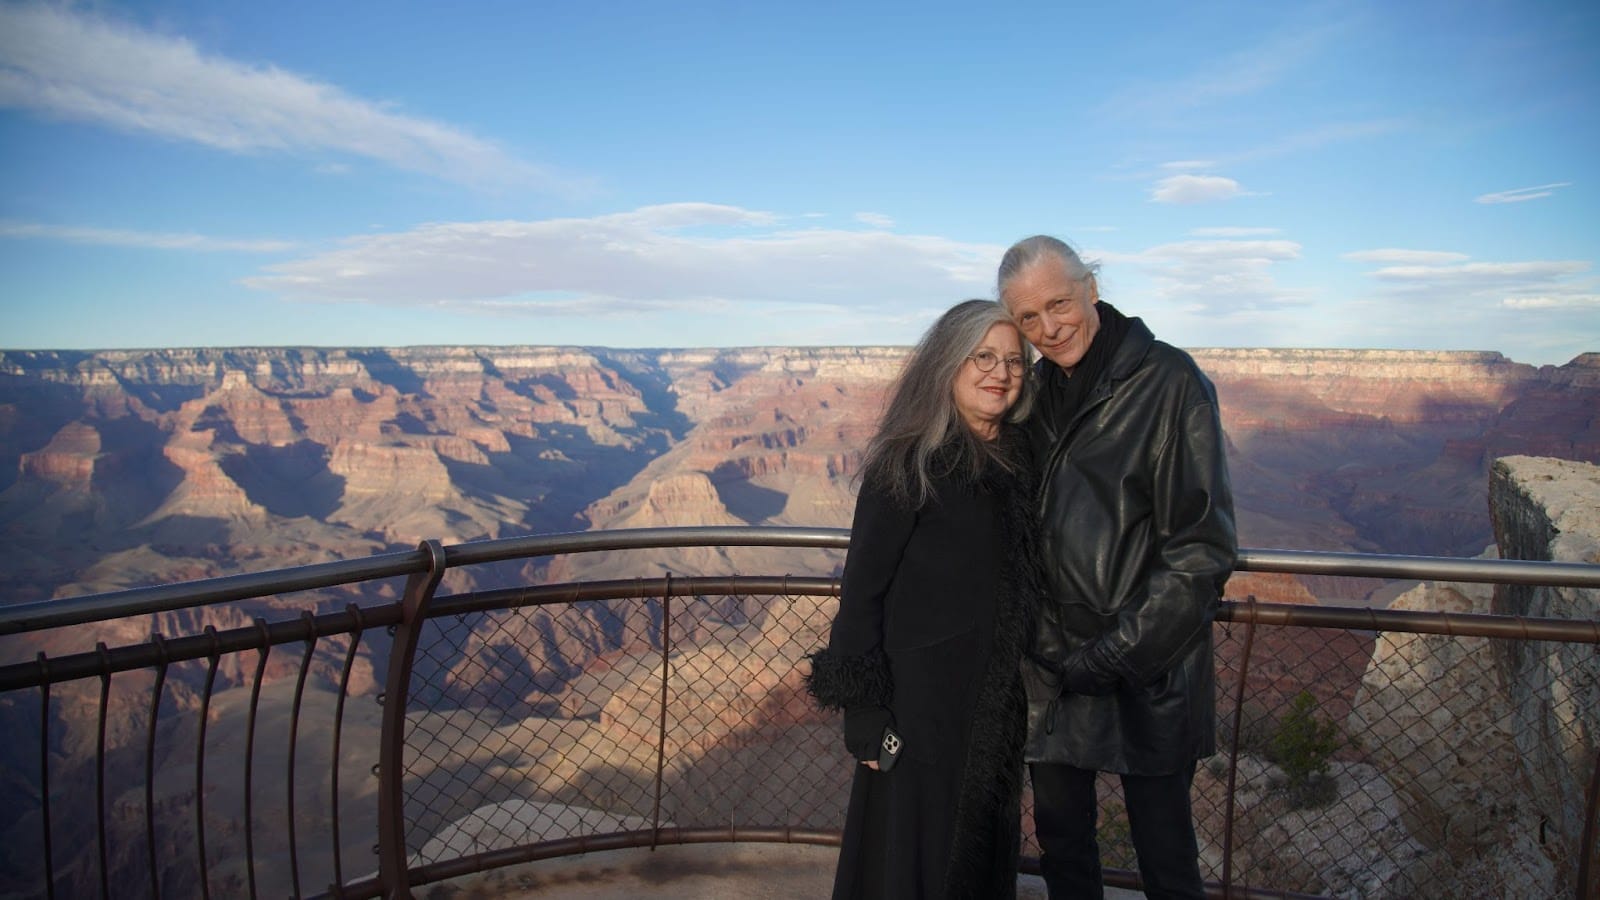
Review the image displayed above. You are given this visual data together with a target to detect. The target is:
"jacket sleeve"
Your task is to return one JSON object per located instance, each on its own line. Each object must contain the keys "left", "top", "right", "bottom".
{"left": 1076, "top": 384, "right": 1236, "bottom": 688}
{"left": 803, "top": 476, "right": 914, "bottom": 713}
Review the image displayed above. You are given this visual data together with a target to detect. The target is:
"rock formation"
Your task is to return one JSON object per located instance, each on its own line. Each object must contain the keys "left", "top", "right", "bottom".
{"left": 1488, "top": 455, "right": 1600, "bottom": 894}
{"left": 2, "top": 346, "right": 1598, "bottom": 896}
{"left": 1345, "top": 456, "right": 1599, "bottom": 896}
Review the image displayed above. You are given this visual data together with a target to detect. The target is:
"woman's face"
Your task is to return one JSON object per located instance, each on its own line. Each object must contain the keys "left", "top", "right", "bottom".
{"left": 953, "top": 322, "right": 1024, "bottom": 440}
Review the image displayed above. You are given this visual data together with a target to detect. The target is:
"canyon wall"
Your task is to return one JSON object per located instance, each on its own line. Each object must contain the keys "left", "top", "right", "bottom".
{"left": 1347, "top": 455, "right": 1599, "bottom": 896}
{"left": 2, "top": 345, "right": 1597, "bottom": 896}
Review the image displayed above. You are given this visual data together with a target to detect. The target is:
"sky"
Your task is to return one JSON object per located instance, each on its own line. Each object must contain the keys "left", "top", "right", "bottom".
{"left": 1, "top": 1, "right": 1596, "bottom": 365}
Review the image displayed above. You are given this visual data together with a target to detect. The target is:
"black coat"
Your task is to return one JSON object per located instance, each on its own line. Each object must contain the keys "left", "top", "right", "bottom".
{"left": 1022, "top": 315, "right": 1236, "bottom": 775}
{"left": 806, "top": 437, "right": 1036, "bottom": 899}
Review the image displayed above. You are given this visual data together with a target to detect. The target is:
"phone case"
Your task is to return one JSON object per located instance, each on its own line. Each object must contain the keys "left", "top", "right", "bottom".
{"left": 877, "top": 726, "right": 903, "bottom": 771}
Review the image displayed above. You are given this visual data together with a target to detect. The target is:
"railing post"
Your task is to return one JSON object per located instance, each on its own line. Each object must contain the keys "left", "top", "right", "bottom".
{"left": 1220, "top": 595, "right": 1259, "bottom": 900}
{"left": 651, "top": 573, "right": 673, "bottom": 850}
{"left": 36, "top": 652, "right": 54, "bottom": 900}
{"left": 376, "top": 540, "right": 446, "bottom": 900}
{"left": 1579, "top": 746, "right": 1600, "bottom": 899}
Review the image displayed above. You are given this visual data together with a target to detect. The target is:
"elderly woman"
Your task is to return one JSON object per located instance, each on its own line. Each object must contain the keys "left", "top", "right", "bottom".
{"left": 805, "top": 298, "right": 1038, "bottom": 899}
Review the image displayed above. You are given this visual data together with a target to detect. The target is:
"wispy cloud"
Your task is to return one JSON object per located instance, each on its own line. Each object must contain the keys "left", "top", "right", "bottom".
{"left": 854, "top": 212, "right": 894, "bottom": 229}
{"left": 1474, "top": 183, "right": 1573, "bottom": 204}
{"left": 1229, "top": 119, "right": 1408, "bottom": 165}
{"left": 0, "top": 221, "right": 296, "bottom": 252}
{"left": 1501, "top": 294, "right": 1600, "bottom": 309}
{"left": 1111, "top": 238, "right": 1307, "bottom": 314}
{"left": 1343, "top": 249, "right": 1471, "bottom": 265}
{"left": 1150, "top": 174, "right": 1252, "bottom": 204}
{"left": 1101, "top": 26, "right": 1334, "bottom": 118}
{"left": 1337, "top": 251, "right": 1600, "bottom": 360}
{"left": 0, "top": 2, "right": 561, "bottom": 191}
{"left": 1192, "top": 226, "right": 1279, "bottom": 238}
{"left": 242, "top": 203, "right": 1004, "bottom": 313}
{"left": 1369, "top": 260, "right": 1589, "bottom": 287}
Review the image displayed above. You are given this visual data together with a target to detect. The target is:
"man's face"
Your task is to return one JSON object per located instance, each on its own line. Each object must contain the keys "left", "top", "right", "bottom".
{"left": 1002, "top": 257, "right": 1100, "bottom": 373}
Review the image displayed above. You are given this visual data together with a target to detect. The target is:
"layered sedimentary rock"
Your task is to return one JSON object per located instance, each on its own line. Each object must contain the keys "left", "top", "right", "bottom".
{"left": 1488, "top": 456, "right": 1600, "bottom": 894}
{"left": 1346, "top": 455, "right": 1599, "bottom": 896}
{"left": 4, "top": 341, "right": 1599, "bottom": 897}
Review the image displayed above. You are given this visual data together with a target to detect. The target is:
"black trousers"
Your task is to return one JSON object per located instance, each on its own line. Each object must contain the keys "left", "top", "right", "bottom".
{"left": 1030, "top": 761, "right": 1204, "bottom": 900}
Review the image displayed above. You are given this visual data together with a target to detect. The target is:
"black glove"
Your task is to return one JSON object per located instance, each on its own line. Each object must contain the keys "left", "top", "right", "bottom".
{"left": 1059, "top": 647, "right": 1119, "bottom": 696}
{"left": 843, "top": 705, "right": 893, "bottom": 761}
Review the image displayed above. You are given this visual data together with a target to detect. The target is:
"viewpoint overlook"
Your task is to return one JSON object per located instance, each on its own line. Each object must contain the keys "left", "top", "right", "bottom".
{"left": 1, "top": 344, "right": 1597, "bottom": 897}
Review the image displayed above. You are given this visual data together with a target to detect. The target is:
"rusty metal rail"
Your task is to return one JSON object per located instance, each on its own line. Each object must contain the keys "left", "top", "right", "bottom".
{"left": 0, "top": 527, "right": 1596, "bottom": 899}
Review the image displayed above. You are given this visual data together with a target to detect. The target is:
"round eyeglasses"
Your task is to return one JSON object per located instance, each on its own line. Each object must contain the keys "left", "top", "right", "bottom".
{"left": 966, "top": 350, "right": 1028, "bottom": 377}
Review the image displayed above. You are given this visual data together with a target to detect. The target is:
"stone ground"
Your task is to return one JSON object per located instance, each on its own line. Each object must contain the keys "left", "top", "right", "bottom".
{"left": 422, "top": 842, "right": 1148, "bottom": 898}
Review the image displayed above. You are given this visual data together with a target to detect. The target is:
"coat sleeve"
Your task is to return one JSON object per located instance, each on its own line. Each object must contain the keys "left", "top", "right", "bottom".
{"left": 803, "top": 475, "right": 915, "bottom": 712}
{"left": 1075, "top": 383, "right": 1236, "bottom": 688}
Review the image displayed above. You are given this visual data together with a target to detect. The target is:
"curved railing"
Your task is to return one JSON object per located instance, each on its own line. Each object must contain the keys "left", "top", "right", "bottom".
{"left": 1, "top": 527, "right": 1597, "bottom": 899}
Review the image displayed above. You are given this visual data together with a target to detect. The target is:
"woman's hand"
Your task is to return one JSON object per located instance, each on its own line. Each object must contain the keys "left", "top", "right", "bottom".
{"left": 861, "top": 759, "right": 880, "bottom": 770}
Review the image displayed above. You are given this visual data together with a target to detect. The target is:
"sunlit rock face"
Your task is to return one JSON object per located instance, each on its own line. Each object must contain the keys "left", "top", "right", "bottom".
{"left": 1488, "top": 455, "right": 1600, "bottom": 896}
{"left": 1346, "top": 576, "right": 1556, "bottom": 896}
{"left": 1344, "top": 456, "right": 1599, "bottom": 897}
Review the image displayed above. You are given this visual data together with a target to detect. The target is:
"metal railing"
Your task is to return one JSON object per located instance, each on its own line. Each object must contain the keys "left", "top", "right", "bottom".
{"left": 1, "top": 527, "right": 1597, "bottom": 899}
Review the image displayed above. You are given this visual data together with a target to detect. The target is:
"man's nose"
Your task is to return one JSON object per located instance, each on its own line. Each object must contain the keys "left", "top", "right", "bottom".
{"left": 1038, "top": 310, "right": 1062, "bottom": 338}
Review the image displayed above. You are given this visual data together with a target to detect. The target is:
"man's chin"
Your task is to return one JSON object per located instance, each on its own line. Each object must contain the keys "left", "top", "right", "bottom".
{"left": 1044, "top": 351, "right": 1083, "bottom": 370}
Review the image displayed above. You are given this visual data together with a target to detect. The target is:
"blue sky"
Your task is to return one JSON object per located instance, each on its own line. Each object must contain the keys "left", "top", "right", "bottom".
{"left": 1, "top": 0, "right": 1596, "bottom": 365}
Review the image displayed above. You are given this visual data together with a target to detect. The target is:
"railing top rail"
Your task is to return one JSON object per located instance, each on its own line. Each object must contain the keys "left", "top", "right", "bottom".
{"left": 2, "top": 527, "right": 1597, "bottom": 636}
{"left": 1237, "top": 547, "right": 1600, "bottom": 587}
{"left": 0, "top": 526, "right": 850, "bottom": 636}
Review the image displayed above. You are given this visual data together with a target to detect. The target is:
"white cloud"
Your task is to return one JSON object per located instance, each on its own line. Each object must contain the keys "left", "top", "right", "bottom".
{"left": 1150, "top": 174, "right": 1248, "bottom": 205}
{"left": 1371, "top": 260, "right": 1589, "bottom": 286}
{"left": 241, "top": 203, "right": 1005, "bottom": 314}
{"left": 1501, "top": 294, "right": 1600, "bottom": 309}
{"left": 1120, "top": 238, "right": 1306, "bottom": 314}
{"left": 0, "top": 221, "right": 295, "bottom": 252}
{"left": 1475, "top": 183, "right": 1573, "bottom": 204}
{"left": 1192, "top": 226, "right": 1280, "bottom": 237}
{"left": 1343, "top": 248, "right": 1471, "bottom": 265}
{"left": 854, "top": 212, "right": 894, "bottom": 229}
{"left": 0, "top": 3, "right": 558, "bottom": 191}
{"left": 1161, "top": 160, "right": 1216, "bottom": 171}
{"left": 1336, "top": 252, "right": 1600, "bottom": 362}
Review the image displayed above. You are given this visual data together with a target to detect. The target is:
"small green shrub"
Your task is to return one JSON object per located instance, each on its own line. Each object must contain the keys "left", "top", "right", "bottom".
{"left": 1268, "top": 691, "right": 1342, "bottom": 809}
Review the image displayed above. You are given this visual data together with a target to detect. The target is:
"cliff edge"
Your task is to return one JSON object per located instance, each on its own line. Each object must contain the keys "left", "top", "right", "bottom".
{"left": 1349, "top": 456, "right": 1599, "bottom": 896}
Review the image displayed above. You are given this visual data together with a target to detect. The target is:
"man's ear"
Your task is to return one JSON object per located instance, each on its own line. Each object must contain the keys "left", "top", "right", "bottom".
{"left": 1088, "top": 276, "right": 1100, "bottom": 305}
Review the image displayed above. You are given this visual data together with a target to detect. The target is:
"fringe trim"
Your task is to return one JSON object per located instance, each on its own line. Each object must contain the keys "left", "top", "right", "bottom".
{"left": 942, "top": 427, "right": 1040, "bottom": 898}
{"left": 803, "top": 645, "right": 893, "bottom": 712}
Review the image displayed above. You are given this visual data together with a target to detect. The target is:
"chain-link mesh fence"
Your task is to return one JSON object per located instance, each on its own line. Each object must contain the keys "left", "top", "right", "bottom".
{"left": 398, "top": 586, "right": 1598, "bottom": 899}
{"left": 3, "top": 552, "right": 1594, "bottom": 899}
{"left": 400, "top": 590, "right": 851, "bottom": 867}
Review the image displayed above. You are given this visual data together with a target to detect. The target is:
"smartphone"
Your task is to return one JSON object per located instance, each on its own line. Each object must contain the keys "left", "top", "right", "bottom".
{"left": 878, "top": 726, "right": 904, "bottom": 772}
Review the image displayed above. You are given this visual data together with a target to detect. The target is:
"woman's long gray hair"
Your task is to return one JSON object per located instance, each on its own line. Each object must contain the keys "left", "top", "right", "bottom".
{"left": 861, "top": 299, "right": 1033, "bottom": 508}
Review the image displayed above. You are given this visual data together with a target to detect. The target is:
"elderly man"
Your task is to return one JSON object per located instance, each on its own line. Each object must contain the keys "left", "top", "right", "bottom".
{"left": 997, "top": 235, "right": 1236, "bottom": 900}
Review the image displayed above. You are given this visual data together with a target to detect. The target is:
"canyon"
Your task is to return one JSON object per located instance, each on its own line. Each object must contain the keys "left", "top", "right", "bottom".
{"left": 4, "top": 345, "right": 1595, "bottom": 613}
{"left": 0, "top": 344, "right": 1596, "bottom": 896}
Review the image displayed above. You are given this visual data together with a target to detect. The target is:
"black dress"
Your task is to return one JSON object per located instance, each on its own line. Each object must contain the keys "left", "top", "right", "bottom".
{"left": 806, "top": 436, "right": 1035, "bottom": 899}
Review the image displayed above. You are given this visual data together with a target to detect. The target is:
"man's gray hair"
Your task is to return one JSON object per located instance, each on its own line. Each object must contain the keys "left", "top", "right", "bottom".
{"left": 996, "top": 235, "right": 1099, "bottom": 303}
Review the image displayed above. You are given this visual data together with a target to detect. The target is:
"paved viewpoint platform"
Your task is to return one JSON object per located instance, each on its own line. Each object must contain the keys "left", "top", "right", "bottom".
{"left": 429, "top": 842, "right": 1145, "bottom": 898}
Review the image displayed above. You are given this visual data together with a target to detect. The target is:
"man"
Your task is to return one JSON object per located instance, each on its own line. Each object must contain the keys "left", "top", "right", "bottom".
{"left": 997, "top": 235, "right": 1236, "bottom": 900}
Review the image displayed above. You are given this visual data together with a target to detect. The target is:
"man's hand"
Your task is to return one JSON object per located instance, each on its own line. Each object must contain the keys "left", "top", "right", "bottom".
{"left": 1060, "top": 647, "right": 1119, "bottom": 695}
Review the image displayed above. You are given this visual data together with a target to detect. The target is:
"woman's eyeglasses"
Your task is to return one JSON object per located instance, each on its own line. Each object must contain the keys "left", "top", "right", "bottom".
{"left": 966, "top": 350, "right": 1028, "bottom": 377}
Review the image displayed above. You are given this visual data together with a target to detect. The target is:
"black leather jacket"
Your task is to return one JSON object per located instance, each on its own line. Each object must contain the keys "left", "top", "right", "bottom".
{"left": 1022, "top": 315, "right": 1236, "bottom": 775}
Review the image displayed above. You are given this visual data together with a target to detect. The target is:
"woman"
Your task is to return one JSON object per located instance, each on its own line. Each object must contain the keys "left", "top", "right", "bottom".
{"left": 804, "top": 298, "right": 1039, "bottom": 899}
